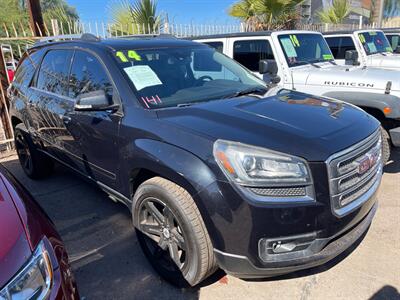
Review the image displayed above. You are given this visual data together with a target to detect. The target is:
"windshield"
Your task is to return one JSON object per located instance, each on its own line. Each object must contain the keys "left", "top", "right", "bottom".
{"left": 278, "top": 33, "right": 334, "bottom": 67}
{"left": 357, "top": 31, "right": 393, "bottom": 55}
{"left": 114, "top": 45, "right": 267, "bottom": 109}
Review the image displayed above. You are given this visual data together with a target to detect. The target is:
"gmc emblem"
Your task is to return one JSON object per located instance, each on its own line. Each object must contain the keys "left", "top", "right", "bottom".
{"left": 357, "top": 153, "right": 378, "bottom": 175}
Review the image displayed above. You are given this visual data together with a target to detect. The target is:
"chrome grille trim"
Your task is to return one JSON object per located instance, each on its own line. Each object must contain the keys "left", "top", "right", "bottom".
{"left": 326, "top": 129, "right": 383, "bottom": 217}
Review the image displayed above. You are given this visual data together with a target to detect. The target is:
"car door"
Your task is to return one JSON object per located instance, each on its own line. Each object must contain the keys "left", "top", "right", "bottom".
{"left": 66, "top": 49, "right": 121, "bottom": 188}
{"left": 30, "top": 49, "right": 81, "bottom": 168}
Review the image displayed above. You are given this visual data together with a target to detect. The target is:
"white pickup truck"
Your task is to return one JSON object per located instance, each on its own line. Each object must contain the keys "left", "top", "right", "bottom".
{"left": 324, "top": 29, "right": 400, "bottom": 70}
{"left": 193, "top": 30, "right": 400, "bottom": 162}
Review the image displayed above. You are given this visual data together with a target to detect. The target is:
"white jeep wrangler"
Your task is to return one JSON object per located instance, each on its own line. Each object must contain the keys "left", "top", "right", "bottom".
{"left": 324, "top": 29, "right": 400, "bottom": 70}
{"left": 193, "top": 30, "right": 400, "bottom": 162}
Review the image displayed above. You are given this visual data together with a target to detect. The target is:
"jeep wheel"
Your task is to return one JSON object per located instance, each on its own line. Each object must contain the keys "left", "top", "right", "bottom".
{"left": 14, "top": 124, "right": 54, "bottom": 179}
{"left": 132, "top": 177, "right": 217, "bottom": 287}
{"left": 381, "top": 127, "right": 391, "bottom": 165}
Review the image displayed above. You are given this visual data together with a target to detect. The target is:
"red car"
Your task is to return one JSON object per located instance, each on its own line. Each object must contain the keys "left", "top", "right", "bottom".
{"left": 0, "top": 164, "right": 79, "bottom": 299}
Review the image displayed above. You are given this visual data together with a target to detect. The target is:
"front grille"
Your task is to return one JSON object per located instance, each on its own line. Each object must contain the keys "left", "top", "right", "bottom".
{"left": 249, "top": 186, "right": 306, "bottom": 197}
{"left": 327, "top": 130, "right": 382, "bottom": 217}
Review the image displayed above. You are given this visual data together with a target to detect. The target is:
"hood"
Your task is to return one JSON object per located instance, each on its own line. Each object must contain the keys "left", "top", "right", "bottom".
{"left": 157, "top": 90, "right": 379, "bottom": 161}
{"left": 0, "top": 176, "right": 31, "bottom": 288}
{"left": 293, "top": 63, "right": 400, "bottom": 92}
{"left": 367, "top": 53, "right": 400, "bottom": 70}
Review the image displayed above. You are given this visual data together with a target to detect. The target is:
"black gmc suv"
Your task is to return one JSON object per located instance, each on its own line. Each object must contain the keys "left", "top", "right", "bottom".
{"left": 8, "top": 34, "right": 383, "bottom": 287}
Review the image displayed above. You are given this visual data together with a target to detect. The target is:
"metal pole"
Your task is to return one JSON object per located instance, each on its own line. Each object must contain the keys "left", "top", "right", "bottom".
{"left": 377, "top": 0, "right": 385, "bottom": 28}
{"left": 26, "top": 0, "right": 45, "bottom": 37}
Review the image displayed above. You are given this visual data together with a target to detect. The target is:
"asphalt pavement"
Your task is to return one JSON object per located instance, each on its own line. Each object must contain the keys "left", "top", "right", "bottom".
{"left": 1, "top": 150, "right": 399, "bottom": 300}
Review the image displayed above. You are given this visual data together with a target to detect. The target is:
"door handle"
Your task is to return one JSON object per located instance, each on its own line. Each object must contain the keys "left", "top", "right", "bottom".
{"left": 62, "top": 116, "right": 72, "bottom": 124}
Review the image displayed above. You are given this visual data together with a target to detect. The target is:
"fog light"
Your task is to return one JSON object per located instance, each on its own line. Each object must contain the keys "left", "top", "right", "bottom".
{"left": 258, "top": 232, "right": 317, "bottom": 262}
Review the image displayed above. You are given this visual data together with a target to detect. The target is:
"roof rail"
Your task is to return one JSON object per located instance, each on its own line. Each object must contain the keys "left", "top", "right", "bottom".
{"left": 118, "top": 33, "right": 177, "bottom": 39}
{"left": 32, "top": 33, "right": 100, "bottom": 47}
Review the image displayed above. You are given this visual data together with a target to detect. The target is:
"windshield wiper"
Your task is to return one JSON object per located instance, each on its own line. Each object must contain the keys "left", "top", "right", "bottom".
{"left": 222, "top": 87, "right": 268, "bottom": 99}
{"left": 291, "top": 60, "right": 321, "bottom": 68}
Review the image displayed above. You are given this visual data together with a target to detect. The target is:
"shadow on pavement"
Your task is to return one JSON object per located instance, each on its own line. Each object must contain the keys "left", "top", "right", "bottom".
{"left": 0, "top": 158, "right": 202, "bottom": 300}
{"left": 369, "top": 285, "right": 400, "bottom": 300}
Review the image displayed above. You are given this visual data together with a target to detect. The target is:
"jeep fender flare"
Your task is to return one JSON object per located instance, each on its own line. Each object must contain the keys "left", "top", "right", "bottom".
{"left": 321, "top": 91, "right": 400, "bottom": 119}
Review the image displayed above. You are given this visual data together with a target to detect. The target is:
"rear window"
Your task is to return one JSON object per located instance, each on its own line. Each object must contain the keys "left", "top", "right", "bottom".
{"left": 13, "top": 51, "right": 41, "bottom": 87}
{"left": 36, "top": 49, "right": 73, "bottom": 96}
{"left": 204, "top": 41, "right": 223, "bottom": 53}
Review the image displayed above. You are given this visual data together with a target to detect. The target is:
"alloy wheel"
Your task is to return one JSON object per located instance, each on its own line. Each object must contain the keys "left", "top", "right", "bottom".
{"left": 138, "top": 197, "right": 188, "bottom": 272}
{"left": 15, "top": 132, "right": 33, "bottom": 173}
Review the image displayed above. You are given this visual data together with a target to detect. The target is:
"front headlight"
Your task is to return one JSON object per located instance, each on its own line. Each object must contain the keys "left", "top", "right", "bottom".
{"left": 0, "top": 240, "right": 53, "bottom": 300}
{"left": 213, "top": 140, "right": 312, "bottom": 187}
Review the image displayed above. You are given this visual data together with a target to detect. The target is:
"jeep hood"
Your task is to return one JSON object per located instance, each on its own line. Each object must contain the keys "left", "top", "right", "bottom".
{"left": 293, "top": 63, "right": 400, "bottom": 92}
{"left": 367, "top": 53, "right": 400, "bottom": 70}
{"left": 157, "top": 90, "right": 379, "bottom": 161}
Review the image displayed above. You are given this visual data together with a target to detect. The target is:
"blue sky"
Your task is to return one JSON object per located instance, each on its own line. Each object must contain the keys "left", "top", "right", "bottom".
{"left": 67, "top": 0, "right": 238, "bottom": 24}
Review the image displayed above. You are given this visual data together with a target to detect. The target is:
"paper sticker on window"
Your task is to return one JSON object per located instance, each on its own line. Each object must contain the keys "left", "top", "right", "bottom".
{"left": 323, "top": 54, "right": 333, "bottom": 60}
{"left": 367, "top": 42, "right": 377, "bottom": 53}
{"left": 370, "top": 31, "right": 377, "bottom": 36}
{"left": 124, "top": 65, "right": 162, "bottom": 91}
{"left": 386, "top": 47, "right": 393, "bottom": 52}
{"left": 359, "top": 34, "right": 366, "bottom": 43}
{"left": 289, "top": 35, "right": 300, "bottom": 47}
{"left": 281, "top": 38, "right": 297, "bottom": 58}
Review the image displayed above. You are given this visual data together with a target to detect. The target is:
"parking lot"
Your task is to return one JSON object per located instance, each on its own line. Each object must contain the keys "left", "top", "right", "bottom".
{"left": 0, "top": 150, "right": 399, "bottom": 300}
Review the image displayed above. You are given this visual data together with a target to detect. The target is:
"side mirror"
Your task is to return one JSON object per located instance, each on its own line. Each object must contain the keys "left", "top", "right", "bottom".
{"left": 259, "top": 59, "right": 281, "bottom": 85}
{"left": 74, "top": 90, "right": 117, "bottom": 111}
{"left": 345, "top": 50, "right": 359, "bottom": 66}
{"left": 259, "top": 59, "right": 278, "bottom": 75}
{"left": 394, "top": 46, "right": 400, "bottom": 54}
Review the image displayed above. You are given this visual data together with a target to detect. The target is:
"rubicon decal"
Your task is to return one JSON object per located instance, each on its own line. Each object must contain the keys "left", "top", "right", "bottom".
{"left": 324, "top": 81, "right": 374, "bottom": 88}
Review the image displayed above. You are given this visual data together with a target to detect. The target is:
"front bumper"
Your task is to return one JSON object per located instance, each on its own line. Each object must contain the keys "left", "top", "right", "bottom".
{"left": 214, "top": 202, "right": 377, "bottom": 278}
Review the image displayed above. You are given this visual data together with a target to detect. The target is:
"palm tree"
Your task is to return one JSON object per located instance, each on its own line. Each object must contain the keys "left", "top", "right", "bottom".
{"left": 228, "top": 0, "right": 258, "bottom": 22}
{"left": 228, "top": 0, "right": 304, "bottom": 30}
{"left": 109, "top": 0, "right": 161, "bottom": 35}
{"left": 317, "top": 0, "right": 350, "bottom": 24}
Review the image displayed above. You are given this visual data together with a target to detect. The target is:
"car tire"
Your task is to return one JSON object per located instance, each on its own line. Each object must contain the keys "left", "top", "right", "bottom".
{"left": 381, "top": 127, "right": 391, "bottom": 165}
{"left": 132, "top": 177, "right": 217, "bottom": 287}
{"left": 14, "top": 124, "right": 54, "bottom": 179}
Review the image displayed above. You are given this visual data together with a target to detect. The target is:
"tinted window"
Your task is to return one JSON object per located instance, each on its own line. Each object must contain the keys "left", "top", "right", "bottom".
{"left": 36, "top": 50, "right": 72, "bottom": 96}
{"left": 233, "top": 40, "right": 274, "bottom": 71}
{"left": 204, "top": 42, "right": 223, "bottom": 53}
{"left": 326, "top": 36, "right": 356, "bottom": 59}
{"left": 386, "top": 34, "right": 400, "bottom": 50}
{"left": 13, "top": 51, "right": 42, "bottom": 87}
{"left": 69, "top": 51, "right": 112, "bottom": 99}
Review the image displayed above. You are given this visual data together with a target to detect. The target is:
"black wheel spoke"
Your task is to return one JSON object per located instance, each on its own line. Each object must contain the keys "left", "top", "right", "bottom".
{"left": 172, "top": 229, "right": 186, "bottom": 251}
{"left": 141, "top": 223, "right": 162, "bottom": 237}
{"left": 163, "top": 206, "right": 174, "bottom": 228}
{"left": 24, "top": 156, "right": 31, "bottom": 170}
{"left": 168, "top": 241, "right": 183, "bottom": 269}
{"left": 145, "top": 202, "right": 164, "bottom": 224}
{"left": 158, "top": 235, "right": 168, "bottom": 250}
{"left": 139, "top": 197, "right": 187, "bottom": 272}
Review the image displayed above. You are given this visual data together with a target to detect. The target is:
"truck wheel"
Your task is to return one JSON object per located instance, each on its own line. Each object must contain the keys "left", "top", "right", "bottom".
{"left": 381, "top": 127, "right": 391, "bottom": 165}
{"left": 14, "top": 124, "right": 54, "bottom": 179}
{"left": 132, "top": 177, "right": 217, "bottom": 287}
